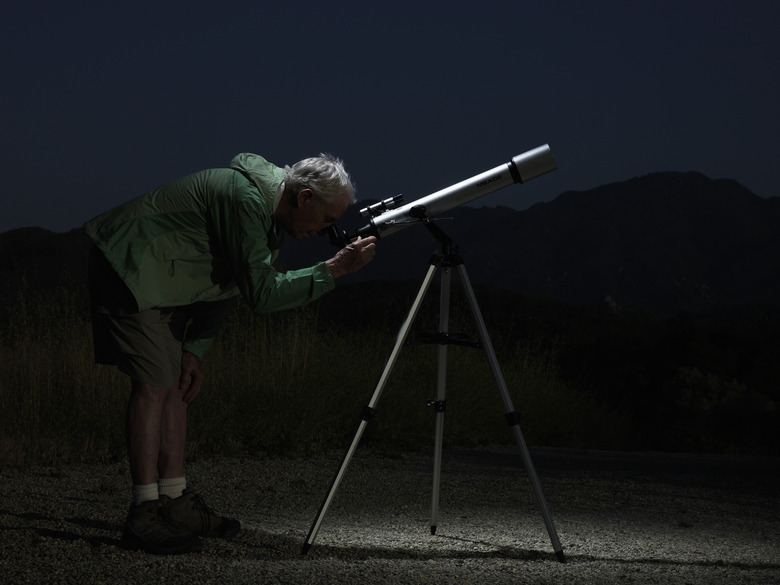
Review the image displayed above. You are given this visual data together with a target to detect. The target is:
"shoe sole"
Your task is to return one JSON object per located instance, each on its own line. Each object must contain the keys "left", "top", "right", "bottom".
{"left": 121, "top": 526, "right": 203, "bottom": 555}
{"left": 202, "top": 518, "right": 241, "bottom": 539}
{"left": 165, "top": 513, "right": 241, "bottom": 538}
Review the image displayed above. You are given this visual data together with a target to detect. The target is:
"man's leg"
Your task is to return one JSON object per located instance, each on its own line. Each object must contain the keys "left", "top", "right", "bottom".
{"left": 157, "top": 378, "right": 189, "bottom": 501}
{"left": 126, "top": 378, "right": 186, "bottom": 487}
{"left": 153, "top": 357, "right": 241, "bottom": 539}
{"left": 158, "top": 378, "right": 188, "bottom": 481}
{"left": 123, "top": 378, "right": 201, "bottom": 554}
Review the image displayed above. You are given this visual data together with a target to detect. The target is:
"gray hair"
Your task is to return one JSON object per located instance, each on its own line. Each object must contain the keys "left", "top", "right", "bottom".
{"left": 284, "top": 153, "right": 356, "bottom": 204}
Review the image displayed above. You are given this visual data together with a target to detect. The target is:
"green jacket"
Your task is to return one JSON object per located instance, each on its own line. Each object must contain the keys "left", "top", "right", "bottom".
{"left": 84, "top": 153, "right": 335, "bottom": 357}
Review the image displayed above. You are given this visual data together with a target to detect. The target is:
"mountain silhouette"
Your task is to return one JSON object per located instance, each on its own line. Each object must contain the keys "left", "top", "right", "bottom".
{"left": 291, "top": 170, "right": 780, "bottom": 315}
{"left": 2, "top": 171, "right": 778, "bottom": 315}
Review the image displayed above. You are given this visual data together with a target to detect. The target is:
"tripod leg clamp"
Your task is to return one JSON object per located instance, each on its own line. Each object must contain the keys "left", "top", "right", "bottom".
{"left": 505, "top": 411, "right": 521, "bottom": 427}
{"left": 426, "top": 399, "right": 446, "bottom": 412}
{"left": 361, "top": 406, "right": 376, "bottom": 421}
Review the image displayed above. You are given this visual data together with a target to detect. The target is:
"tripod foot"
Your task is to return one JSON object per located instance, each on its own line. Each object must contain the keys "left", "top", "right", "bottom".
{"left": 301, "top": 542, "right": 312, "bottom": 556}
{"left": 430, "top": 526, "right": 437, "bottom": 535}
{"left": 556, "top": 550, "right": 566, "bottom": 563}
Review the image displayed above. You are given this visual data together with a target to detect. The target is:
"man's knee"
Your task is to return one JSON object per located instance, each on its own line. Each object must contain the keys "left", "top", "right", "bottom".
{"left": 130, "top": 379, "right": 173, "bottom": 405}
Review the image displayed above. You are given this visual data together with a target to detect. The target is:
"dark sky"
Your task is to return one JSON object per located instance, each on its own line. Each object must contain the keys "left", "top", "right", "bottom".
{"left": 2, "top": 0, "right": 778, "bottom": 234}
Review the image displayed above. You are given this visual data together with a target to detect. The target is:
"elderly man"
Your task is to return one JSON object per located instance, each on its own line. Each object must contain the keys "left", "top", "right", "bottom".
{"left": 84, "top": 153, "right": 376, "bottom": 554}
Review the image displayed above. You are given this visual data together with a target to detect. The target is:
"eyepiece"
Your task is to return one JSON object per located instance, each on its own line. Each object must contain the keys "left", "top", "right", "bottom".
{"left": 358, "top": 194, "right": 404, "bottom": 218}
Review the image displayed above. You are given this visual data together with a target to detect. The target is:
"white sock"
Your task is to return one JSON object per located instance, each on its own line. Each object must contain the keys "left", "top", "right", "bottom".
{"left": 158, "top": 476, "right": 187, "bottom": 499}
{"left": 132, "top": 483, "right": 159, "bottom": 506}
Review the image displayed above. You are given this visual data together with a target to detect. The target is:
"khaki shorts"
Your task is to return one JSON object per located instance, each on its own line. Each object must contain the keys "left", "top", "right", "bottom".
{"left": 88, "top": 246, "right": 186, "bottom": 388}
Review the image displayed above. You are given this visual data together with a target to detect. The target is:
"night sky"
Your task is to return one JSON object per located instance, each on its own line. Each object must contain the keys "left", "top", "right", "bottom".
{"left": 2, "top": 0, "right": 778, "bottom": 234}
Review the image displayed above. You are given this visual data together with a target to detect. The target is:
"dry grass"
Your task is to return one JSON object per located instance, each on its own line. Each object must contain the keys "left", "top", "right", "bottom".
{"left": 0, "top": 286, "right": 624, "bottom": 467}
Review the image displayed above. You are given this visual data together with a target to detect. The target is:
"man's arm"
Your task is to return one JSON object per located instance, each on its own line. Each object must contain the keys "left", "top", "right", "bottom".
{"left": 210, "top": 179, "right": 342, "bottom": 313}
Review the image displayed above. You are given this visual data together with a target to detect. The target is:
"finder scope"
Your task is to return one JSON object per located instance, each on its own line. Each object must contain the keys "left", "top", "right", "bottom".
{"left": 329, "top": 144, "right": 556, "bottom": 247}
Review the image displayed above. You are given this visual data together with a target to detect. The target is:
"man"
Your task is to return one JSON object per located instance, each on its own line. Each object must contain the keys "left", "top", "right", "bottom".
{"left": 84, "top": 152, "right": 376, "bottom": 554}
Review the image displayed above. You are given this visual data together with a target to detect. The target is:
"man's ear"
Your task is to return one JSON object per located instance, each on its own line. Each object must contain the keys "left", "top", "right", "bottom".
{"left": 297, "top": 188, "right": 316, "bottom": 207}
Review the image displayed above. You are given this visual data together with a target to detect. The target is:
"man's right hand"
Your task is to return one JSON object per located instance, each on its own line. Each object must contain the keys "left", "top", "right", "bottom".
{"left": 325, "top": 236, "right": 377, "bottom": 279}
{"left": 179, "top": 351, "right": 204, "bottom": 404}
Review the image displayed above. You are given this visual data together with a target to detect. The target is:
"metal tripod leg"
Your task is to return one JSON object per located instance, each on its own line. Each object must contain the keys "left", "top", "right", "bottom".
{"left": 429, "top": 263, "right": 452, "bottom": 535}
{"left": 302, "top": 262, "right": 440, "bottom": 554}
{"left": 455, "top": 263, "right": 566, "bottom": 562}
{"left": 302, "top": 250, "right": 564, "bottom": 562}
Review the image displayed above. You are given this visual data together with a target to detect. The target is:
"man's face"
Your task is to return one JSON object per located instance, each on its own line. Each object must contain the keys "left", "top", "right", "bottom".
{"left": 283, "top": 188, "right": 350, "bottom": 240}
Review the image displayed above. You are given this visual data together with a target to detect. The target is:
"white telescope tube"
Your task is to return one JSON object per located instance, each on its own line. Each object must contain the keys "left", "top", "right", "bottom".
{"left": 355, "top": 144, "right": 556, "bottom": 241}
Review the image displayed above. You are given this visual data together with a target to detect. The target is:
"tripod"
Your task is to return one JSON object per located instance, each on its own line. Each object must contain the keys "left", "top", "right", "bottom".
{"left": 302, "top": 220, "right": 565, "bottom": 563}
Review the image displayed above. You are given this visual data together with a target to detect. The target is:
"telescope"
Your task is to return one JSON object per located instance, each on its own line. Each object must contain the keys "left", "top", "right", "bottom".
{"left": 330, "top": 144, "right": 557, "bottom": 247}
{"left": 305, "top": 142, "right": 567, "bottom": 561}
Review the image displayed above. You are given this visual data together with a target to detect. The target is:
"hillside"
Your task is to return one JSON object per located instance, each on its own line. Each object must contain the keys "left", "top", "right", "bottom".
{"left": 281, "top": 171, "right": 780, "bottom": 315}
{"left": 1, "top": 171, "right": 779, "bottom": 316}
{"left": 2, "top": 171, "right": 779, "bottom": 455}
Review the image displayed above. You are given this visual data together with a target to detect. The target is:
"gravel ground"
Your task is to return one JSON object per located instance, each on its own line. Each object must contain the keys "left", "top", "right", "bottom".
{"left": 1, "top": 447, "right": 778, "bottom": 584}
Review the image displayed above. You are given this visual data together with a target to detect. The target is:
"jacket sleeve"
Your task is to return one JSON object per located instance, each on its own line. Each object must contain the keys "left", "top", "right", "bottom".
{"left": 211, "top": 173, "right": 336, "bottom": 314}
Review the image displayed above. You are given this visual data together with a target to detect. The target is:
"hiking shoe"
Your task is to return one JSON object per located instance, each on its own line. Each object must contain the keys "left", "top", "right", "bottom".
{"left": 122, "top": 500, "right": 202, "bottom": 554}
{"left": 160, "top": 488, "right": 241, "bottom": 538}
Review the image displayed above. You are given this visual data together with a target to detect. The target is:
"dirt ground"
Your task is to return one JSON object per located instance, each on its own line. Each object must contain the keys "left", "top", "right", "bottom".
{"left": 1, "top": 447, "right": 778, "bottom": 584}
